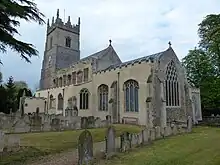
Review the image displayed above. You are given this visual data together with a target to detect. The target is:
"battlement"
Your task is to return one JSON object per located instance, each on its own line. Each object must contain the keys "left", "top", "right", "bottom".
{"left": 47, "top": 9, "right": 80, "bottom": 35}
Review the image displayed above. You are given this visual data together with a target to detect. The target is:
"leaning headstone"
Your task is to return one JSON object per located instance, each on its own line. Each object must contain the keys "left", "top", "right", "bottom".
{"left": 105, "top": 126, "right": 116, "bottom": 158}
{"left": 78, "top": 130, "right": 93, "bottom": 165}
{"left": 187, "top": 116, "right": 192, "bottom": 132}
{"left": 120, "top": 132, "right": 131, "bottom": 152}
{"left": 172, "top": 125, "right": 178, "bottom": 135}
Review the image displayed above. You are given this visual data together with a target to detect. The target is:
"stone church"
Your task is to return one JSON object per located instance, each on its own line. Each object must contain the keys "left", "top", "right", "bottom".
{"left": 22, "top": 9, "right": 202, "bottom": 127}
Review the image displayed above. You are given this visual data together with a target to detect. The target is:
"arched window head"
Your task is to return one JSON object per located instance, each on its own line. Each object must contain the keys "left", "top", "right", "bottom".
{"left": 165, "top": 61, "right": 180, "bottom": 107}
{"left": 65, "top": 37, "right": 71, "bottom": 48}
{"left": 57, "top": 93, "right": 64, "bottom": 110}
{"left": 80, "top": 88, "right": 89, "bottom": 110}
{"left": 98, "top": 84, "right": 108, "bottom": 111}
{"left": 124, "top": 79, "right": 139, "bottom": 112}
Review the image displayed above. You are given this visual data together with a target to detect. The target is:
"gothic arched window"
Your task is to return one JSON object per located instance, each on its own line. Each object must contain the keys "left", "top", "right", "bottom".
{"left": 124, "top": 79, "right": 139, "bottom": 112}
{"left": 98, "top": 84, "right": 108, "bottom": 111}
{"left": 80, "top": 88, "right": 89, "bottom": 110}
{"left": 49, "top": 94, "right": 55, "bottom": 109}
{"left": 65, "top": 37, "right": 71, "bottom": 48}
{"left": 165, "top": 61, "right": 180, "bottom": 107}
{"left": 57, "top": 93, "right": 64, "bottom": 110}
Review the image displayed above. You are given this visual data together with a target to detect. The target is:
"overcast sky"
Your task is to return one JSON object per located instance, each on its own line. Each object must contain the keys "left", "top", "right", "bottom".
{"left": 1, "top": 0, "right": 220, "bottom": 90}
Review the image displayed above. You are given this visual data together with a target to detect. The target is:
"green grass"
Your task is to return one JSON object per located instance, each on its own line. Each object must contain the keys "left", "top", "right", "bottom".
{"left": 0, "top": 124, "right": 142, "bottom": 165}
{"left": 95, "top": 126, "right": 220, "bottom": 165}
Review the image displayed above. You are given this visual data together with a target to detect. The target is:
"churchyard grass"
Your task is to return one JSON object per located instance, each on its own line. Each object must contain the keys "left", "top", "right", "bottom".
{"left": 95, "top": 126, "right": 220, "bottom": 165}
{"left": 1, "top": 124, "right": 142, "bottom": 165}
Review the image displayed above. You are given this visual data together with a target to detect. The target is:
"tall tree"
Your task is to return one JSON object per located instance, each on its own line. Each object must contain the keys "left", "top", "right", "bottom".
{"left": 5, "top": 76, "right": 17, "bottom": 113}
{"left": 198, "top": 14, "right": 220, "bottom": 74}
{"left": 182, "top": 48, "right": 215, "bottom": 88}
{"left": 0, "top": 0, "right": 45, "bottom": 63}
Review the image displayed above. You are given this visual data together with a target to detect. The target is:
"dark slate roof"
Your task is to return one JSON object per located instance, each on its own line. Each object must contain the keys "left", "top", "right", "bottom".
{"left": 80, "top": 45, "right": 120, "bottom": 61}
{"left": 97, "top": 49, "right": 167, "bottom": 72}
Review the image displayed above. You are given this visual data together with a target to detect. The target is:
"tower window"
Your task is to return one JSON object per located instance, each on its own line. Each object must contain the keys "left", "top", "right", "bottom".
{"left": 65, "top": 37, "right": 71, "bottom": 48}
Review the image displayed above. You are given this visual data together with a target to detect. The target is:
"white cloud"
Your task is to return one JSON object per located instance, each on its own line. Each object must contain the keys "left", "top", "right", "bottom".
{"left": 1, "top": 0, "right": 220, "bottom": 89}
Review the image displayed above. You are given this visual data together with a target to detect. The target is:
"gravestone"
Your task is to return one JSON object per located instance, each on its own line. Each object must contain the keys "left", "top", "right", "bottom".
{"left": 105, "top": 126, "right": 116, "bottom": 157}
{"left": 78, "top": 130, "right": 93, "bottom": 165}
{"left": 0, "top": 130, "right": 5, "bottom": 152}
{"left": 187, "top": 116, "right": 192, "bottom": 132}
{"left": 120, "top": 132, "right": 131, "bottom": 152}
{"left": 155, "top": 126, "right": 161, "bottom": 139}
{"left": 81, "top": 117, "right": 88, "bottom": 129}
{"left": 88, "top": 116, "right": 95, "bottom": 128}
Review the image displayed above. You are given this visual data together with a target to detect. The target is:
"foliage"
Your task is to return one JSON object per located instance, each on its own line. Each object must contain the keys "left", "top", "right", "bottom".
{"left": 182, "top": 13, "right": 220, "bottom": 110}
{"left": 5, "top": 76, "right": 17, "bottom": 113}
{"left": 198, "top": 14, "right": 220, "bottom": 74}
{"left": 0, "top": 0, "right": 45, "bottom": 63}
{"left": 1, "top": 124, "right": 142, "bottom": 164}
{"left": 0, "top": 76, "right": 32, "bottom": 114}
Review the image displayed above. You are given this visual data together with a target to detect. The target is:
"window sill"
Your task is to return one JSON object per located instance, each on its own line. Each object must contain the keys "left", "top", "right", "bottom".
{"left": 80, "top": 109, "right": 89, "bottom": 110}
{"left": 166, "top": 106, "right": 181, "bottom": 108}
{"left": 124, "top": 111, "right": 139, "bottom": 113}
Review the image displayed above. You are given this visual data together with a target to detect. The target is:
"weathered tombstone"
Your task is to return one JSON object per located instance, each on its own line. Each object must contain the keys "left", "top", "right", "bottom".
{"left": 150, "top": 128, "right": 156, "bottom": 141}
{"left": 0, "top": 130, "right": 5, "bottom": 152}
{"left": 121, "top": 132, "right": 131, "bottom": 152}
{"left": 143, "top": 128, "right": 149, "bottom": 143}
{"left": 172, "top": 125, "right": 178, "bottom": 135}
{"left": 78, "top": 130, "right": 93, "bottom": 165}
{"left": 105, "top": 126, "right": 116, "bottom": 158}
{"left": 51, "top": 118, "right": 61, "bottom": 131}
{"left": 88, "top": 116, "right": 95, "bottom": 128}
{"left": 81, "top": 117, "right": 88, "bottom": 129}
{"left": 155, "top": 126, "right": 161, "bottom": 139}
{"left": 94, "top": 117, "right": 101, "bottom": 128}
{"left": 187, "top": 116, "right": 192, "bottom": 132}
{"left": 106, "top": 115, "right": 112, "bottom": 124}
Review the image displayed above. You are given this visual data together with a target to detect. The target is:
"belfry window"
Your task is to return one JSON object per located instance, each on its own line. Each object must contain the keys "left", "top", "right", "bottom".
{"left": 65, "top": 37, "right": 71, "bottom": 48}
{"left": 124, "top": 79, "right": 139, "bottom": 112}
{"left": 165, "top": 61, "right": 180, "bottom": 107}
{"left": 98, "top": 84, "right": 108, "bottom": 111}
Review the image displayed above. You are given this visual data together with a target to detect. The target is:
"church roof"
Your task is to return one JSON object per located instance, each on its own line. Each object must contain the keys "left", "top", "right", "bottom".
{"left": 80, "top": 44, "right": 120, "bottom": 62}
{"left": 100, "top": 49, "right": 167, "bottom": 72}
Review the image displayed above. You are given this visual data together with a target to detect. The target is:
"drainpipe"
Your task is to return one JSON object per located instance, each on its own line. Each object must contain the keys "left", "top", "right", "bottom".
{"left": 117, "top": 72, "right": 120, "bottom": 123}
{"left": 62, "top": 88, "right": 65, "bottom": 116}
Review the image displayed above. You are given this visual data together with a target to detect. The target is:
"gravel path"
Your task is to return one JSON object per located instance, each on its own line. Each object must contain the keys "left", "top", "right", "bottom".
{"left": 26, "top": 141, "right": 105, "bottom": 165}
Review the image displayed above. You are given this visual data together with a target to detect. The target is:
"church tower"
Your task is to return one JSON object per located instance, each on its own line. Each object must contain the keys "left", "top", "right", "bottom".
{"left": 40, "top": 9, "right": 80, "bottom": 90}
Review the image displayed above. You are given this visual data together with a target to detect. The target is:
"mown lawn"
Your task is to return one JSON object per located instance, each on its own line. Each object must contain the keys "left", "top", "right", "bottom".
{"left": 0, "top": 124, "right": 142, "bottom": 165}
{"left": 96, "top": 126, "right": 220, "bottom": 165}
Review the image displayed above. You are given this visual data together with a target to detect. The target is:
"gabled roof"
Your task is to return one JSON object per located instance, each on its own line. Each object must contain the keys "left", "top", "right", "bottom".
{"left": 80, "top": 45, "right": 121, "bottom": 62}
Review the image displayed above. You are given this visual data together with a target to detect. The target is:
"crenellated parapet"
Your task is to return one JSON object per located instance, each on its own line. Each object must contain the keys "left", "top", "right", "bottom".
{"left": 47, "top": 9, "right": 80, "bottom": 36}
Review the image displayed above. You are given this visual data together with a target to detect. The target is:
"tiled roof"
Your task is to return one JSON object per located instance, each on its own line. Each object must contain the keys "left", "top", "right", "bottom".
{"left": 80, "top": 45, "right": 118, "bottom": 61}
{"left": 97, "top": 49, "right": 167, "bottom": 72}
